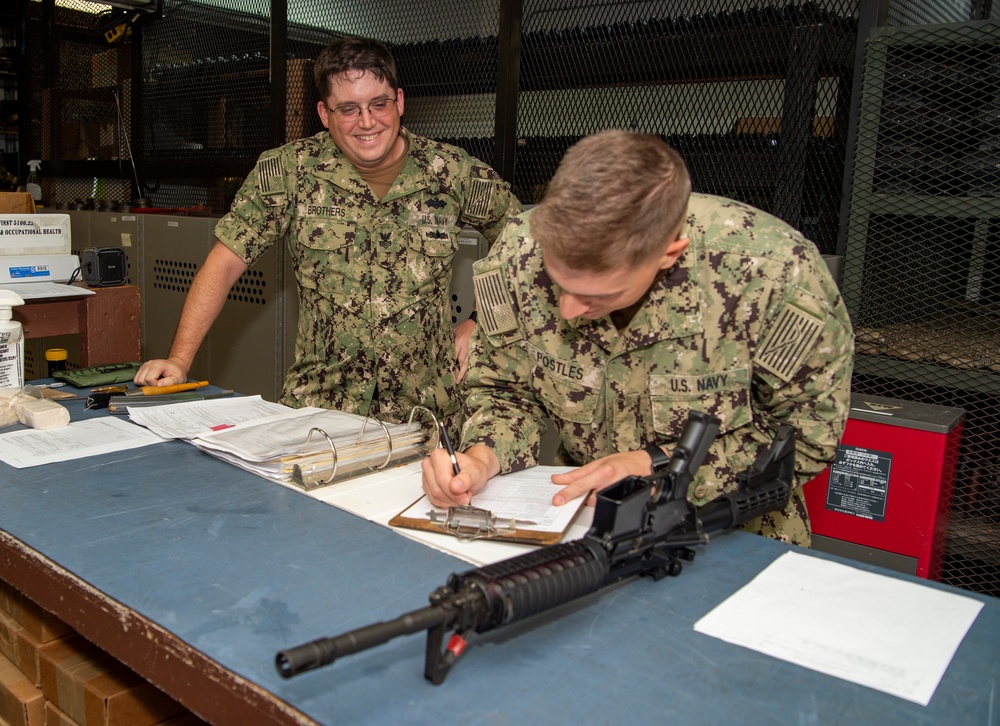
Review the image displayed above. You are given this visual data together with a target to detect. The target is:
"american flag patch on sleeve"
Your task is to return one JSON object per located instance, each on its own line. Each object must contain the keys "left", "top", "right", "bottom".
{"left": 256, "top": 156, "right": 285, "bottom": 196}
{"left": 754, "top": 304, "right": 824, "bottom": 382}
{"left": 473, "top": 268, "right": 518, "bottom": 335}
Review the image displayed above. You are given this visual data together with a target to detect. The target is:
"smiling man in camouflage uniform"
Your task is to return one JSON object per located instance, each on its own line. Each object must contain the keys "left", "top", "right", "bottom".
{"left": 135, "top": 38, "right": 519, "bottom": 426}
{"left": 422, "top": 130, "right": 853, "bottom": 545}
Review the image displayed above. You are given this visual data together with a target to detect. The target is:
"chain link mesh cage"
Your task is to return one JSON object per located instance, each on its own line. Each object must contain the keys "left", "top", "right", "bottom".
{"left": 19, "top": 0, "right": 858, "bottom": 245}
{"left": 844, "top": 19, "right": 1000, "bottom": 597}
{"left": 512, "top": 0, "right": 858, "bottom": 256}
{"left": 19, "top": 0, "right": 135, "bottom": 208}
{"left": 0, "top": 6, "right": 17, "bottom": 191}
{"left": 15, "top": 0, "right": 998, "bottom": 595}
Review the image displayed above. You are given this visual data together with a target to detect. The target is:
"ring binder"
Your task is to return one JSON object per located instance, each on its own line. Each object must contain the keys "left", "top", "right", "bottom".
{"left": 300, "top": 427, "right": 339, "bottom": 486}
{"left": 289, "top": 406, "right": 440, "bottom": 490}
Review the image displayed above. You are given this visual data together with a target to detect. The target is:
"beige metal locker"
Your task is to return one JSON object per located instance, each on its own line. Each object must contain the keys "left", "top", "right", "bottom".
{"left": 140, "top": 215, "right": 295, "bottom": 402}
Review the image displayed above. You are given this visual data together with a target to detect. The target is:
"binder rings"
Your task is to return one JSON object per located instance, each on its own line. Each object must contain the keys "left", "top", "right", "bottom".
{"left": 189, "top": 405, "right": 441, "bottom": 491}
{"left": 289, "top": 406, "right": 438, "bottom": 490}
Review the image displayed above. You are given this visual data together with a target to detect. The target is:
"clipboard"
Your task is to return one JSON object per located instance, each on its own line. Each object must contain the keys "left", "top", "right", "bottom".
{"left": 389, "top": 493, "right": 587, "bottom": 546}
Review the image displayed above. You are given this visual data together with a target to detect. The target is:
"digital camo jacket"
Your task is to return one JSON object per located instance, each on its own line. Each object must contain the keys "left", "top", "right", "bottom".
{"left": 464, "top": 194, "right": 855, "bottom": 545}
{"left": 214, "top": 128, "right": 520, "bottom": 424}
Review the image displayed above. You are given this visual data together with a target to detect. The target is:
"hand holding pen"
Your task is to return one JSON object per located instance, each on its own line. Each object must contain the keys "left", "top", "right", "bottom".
{"left": 422, "top": 421, "right": 476, "bottom": 508}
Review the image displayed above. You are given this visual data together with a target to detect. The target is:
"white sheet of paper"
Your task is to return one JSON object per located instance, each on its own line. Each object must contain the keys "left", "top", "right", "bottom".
{"left": 399, "top": 467, "right": 582, "bottom": 533}
{"left": 0, "top": 417, "right": 167, "bottom": 467}
{"left": 0, "top": 282, "right": 95, "bottom": 299}
{"left": 127, "top": 395, "right": 292, "bottom": 439}
{"left": 311, "top": 463, "right": 593, "bottom": 566}
{"left": 694, "top": 550, "right": 984, "bottom": 705}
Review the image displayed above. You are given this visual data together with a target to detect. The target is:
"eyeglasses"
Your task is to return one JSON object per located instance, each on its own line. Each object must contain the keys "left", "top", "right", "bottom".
{"left": 325, "top": 98, "right": 397, "bottom": 122}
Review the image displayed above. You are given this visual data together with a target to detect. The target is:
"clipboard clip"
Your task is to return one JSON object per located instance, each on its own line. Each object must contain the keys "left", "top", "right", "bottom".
{"left": 428, "top": 505, "right": 536, "bottom": 541}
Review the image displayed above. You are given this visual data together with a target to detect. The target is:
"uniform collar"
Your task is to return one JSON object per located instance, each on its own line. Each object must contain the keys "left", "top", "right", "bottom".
{"left": 569, "top": 238, "right": 704, "bottom": 354}
{"left": 311, "top": 128, "right": 431, "bottom": 200}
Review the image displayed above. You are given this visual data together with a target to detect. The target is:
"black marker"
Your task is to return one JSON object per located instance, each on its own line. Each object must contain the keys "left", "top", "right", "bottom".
{"left": 438, "top": 421, "right": 461, "bottom": 476}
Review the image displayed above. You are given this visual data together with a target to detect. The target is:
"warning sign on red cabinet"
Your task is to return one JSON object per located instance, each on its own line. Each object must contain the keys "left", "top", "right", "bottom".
{"left": 825, "top": 445, "right": 892, "bottom": 522}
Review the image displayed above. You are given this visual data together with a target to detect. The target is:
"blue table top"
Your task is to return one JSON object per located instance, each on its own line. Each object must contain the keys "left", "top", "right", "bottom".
{"left": 1, "top": 391, "right": 998, "bottom": 725}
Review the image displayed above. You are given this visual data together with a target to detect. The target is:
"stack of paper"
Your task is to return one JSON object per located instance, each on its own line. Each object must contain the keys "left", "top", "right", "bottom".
{"left": 187, "top": 407, "right": 433, "bottom": 488}
{"left": 124, "top": 397, "right": 434, "bottom": 489}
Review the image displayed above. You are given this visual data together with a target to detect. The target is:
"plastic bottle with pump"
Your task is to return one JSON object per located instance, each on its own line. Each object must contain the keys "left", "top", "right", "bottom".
{"left": 26, "top": 161, "right": 42, "bottom": 205}
{"left": 0, "top": 290, "right": 26, "bottom": 389}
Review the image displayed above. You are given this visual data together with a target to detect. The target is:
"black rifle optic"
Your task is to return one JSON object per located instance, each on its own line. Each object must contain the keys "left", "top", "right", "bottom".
{"left": 276, "top": 411, "right": 796, "bottom": 684}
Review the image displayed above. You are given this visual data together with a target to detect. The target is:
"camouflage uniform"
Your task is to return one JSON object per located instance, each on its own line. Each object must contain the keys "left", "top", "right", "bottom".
{"left": 214, "top": 128, "right": 520, "bottom": 424}
{"left": 465, "top": 194, "right": 854, "bottom": 546}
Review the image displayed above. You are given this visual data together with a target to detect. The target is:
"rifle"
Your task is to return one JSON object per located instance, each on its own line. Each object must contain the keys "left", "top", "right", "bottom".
{"left": 275, "top": 411, "right": 796, "bottom": 684}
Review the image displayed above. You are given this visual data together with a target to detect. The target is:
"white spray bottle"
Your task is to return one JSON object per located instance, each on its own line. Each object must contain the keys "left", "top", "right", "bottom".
{"left": 0, "top": 290, "right": 26, "bottom": 389}
{"left": 26, "top": 160, "right": 42, "bottom": 204}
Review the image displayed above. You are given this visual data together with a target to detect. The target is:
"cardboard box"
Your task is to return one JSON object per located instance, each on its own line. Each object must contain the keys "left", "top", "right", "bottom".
{"left": 44, "top": 702, "right": 210, "bottom": 726}
{"left": 155, "top": 713, "right": 209, "bottom": 726}
{"left": 0, "top": 654, "right": 44, "bottom": 726}
{"left": 0, "top": 215, "right": 72, "bottom": 257}
{"left": 43, "top": 702, "right": 73, "bottom": 726}
{"left": 286, "top": 58, "right": 315, "bottom": 142}
{"left": 0, "top": 584, "right": 72, "bottom": 645}
{"left": 39, "top": 637, "right": 183, "bottom": 726}
{"left": 0, "top": 194, "right": 35, "bottom": 215}
{"left": 0, "top": 611, "right": 45, "bottom": 686}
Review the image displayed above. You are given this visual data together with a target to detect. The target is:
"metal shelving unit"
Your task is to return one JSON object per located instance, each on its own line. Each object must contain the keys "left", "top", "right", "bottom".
{"left": 843, "top": 19, "right": 1000, "bottom": 596}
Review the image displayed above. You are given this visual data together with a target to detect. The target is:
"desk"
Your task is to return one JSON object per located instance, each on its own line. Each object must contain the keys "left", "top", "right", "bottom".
{"left": 0, "top": 396, "right": 998, "bottom": 725}
{"left": 14, "top": 283, "right": 140, "bottom": 366}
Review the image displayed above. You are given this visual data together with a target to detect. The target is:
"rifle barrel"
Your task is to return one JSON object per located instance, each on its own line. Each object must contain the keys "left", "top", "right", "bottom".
{"left": 276, "top": 604, "right": 448, "bottom": 678}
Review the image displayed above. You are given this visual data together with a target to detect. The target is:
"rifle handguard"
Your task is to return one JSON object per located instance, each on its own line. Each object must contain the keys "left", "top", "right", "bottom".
{"left": 697, "top": 423, "right": 797, "bottom": 533}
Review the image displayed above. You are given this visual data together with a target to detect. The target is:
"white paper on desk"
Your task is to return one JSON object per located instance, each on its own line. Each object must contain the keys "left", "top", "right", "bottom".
{"left": 0, "top": 417, "right": 167, "bottom": 468}
{"left": 313, "top": 464, "right": 592, "bottom": 566}
{"left": 399, "top": 467, "right": 582, "bottom": 534}
{"left": 0, "top": 282, "right": 95, "bottom": 299}
{"left": 127, "top": 395, "right": 291, "bottom": 439}
{"left": 694, "top": 550, "right": 984, "bottom": 705}
{"left": 191, "top": 406, "right": 368, "bottom": 459}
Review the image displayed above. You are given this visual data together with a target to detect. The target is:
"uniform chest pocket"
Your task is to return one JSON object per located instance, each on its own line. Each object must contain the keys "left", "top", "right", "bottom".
{"left": 295, "top": 220, "right": 356, "bottom": 293}
{"left": 648, "top": 369, "right": 752, "bottom": 439}
{"left": 535, "top": 368, "right": 600, "bottom": 424}
{"left": 394, "top": 226, "right": 458, "bottom": 289}
{"left": 415, "top": 226, "right": 457, "bottom": 257}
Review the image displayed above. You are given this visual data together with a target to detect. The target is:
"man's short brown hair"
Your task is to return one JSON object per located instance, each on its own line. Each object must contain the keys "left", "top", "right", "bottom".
{"left": 314, "top": 37, "right": 400, "bottom": 100}
{"left": 532, "top": 130, "right": 691, "bottom": 271}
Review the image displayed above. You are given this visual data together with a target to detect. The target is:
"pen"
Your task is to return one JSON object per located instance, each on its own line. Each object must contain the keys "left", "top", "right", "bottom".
{"left": 438, "top": 420, "right": 461, "bottom": 476}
